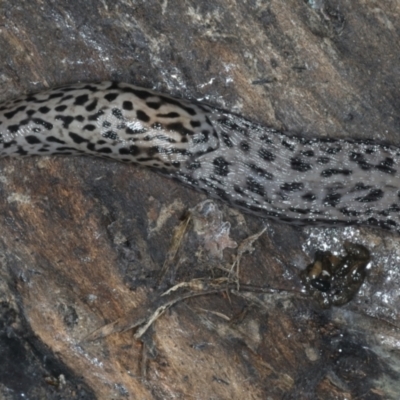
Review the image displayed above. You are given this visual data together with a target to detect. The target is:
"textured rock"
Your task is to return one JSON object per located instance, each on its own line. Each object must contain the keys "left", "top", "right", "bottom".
{"left": 0, "top": 1, "right": 399, "bottom": 399}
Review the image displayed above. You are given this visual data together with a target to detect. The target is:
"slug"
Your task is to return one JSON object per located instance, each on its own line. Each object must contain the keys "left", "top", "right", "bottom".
{"left": 0, "top": 81, "right": 399, "bottom": 232}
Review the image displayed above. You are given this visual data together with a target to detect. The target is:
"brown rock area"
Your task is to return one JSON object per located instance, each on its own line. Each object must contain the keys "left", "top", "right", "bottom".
{"left": 0, "top": 1, "right": 399, "bottom": 399}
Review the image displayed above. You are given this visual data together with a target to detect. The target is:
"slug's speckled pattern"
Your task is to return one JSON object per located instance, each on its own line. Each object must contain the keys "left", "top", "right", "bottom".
{"left": 0, "top": 81, "right": 399, "bottom": 231}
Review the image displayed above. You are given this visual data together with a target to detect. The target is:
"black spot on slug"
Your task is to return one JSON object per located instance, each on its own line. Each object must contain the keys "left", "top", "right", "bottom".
{"left": 32, "top": 118, "right": 53, "bottom": 130}
{"left": 122, "top": 101, "right": 133, "bottom": 111}
{"left": 215, "top": 187, "right": 230, "bottom": 201}
{"left": 376, "top": 158, "right": 396, "bottom": 174}
{"left": 302, "top": 150, "right": 314, "bottom": 157}
{"left": 55, "top": 115, "right": 74, "bottom": 128}
{"left": 55, "top": 105, "right": 68, "bottom": 112}
{"left": 166, "top": 122, "right": 193, "bottom": 136}
{"left": 190, "top": 120, "right": 201, "bottom": 128}
{"left": 4, "top": 105, "right": 27, "bottom": 119}
{"left": 112, "top": 108, "right": 124, "bottom": 120}
{"left": 240, "top": 141, "right": 250, "bottom": 152}
{"left": 119, "top": 145, "right": 140, "bottom": 156}
{"left": 247, "top": 163, "right": 273, "bottom": 180}
{"left": 246, "top": 177, "right": 265, "bottom": 196}
{"left": 158, "top": 95, "right": 196, "bottom": 116}
{"left": 356, "top": 189, "right": 384, "bottom": 203}
{"left": 302, "top": 192, "right": 316, "bottom": 202}
{"left": 352, "top": 183, "right": 372, "bottom": 191}
{"left": 25, "top": 135, "right": 42, "bottom": 144}
{"left": 365, "top": 147, "right": 376, "bottom": 154}
{"left": 54, "top": 146, "right": 79, "bottom": 153}
{"left": 349, "top": 152, "right": 372, "bottom": 170}
{"left": 339, "top": 208, "right": 361, "bottom": 217}
{"left": 317, "top": 157, "right": 330, "bottom": 164}
{"left": 157, "top": 112, "right": 180, "bottom": 118}
{"left": 136, "top": 110, "right": 150, "bottom": 122}
{"left": 290, "top": 157, "right": 312, "bottom": 172}
{"left": 213, "top": 157, "right": 230, "bottom": 176}
{"left": 260, "top": 134, "right": 272, "bottom": 144}
{"left": 97, "top": 147, "right": 113, "bottom": 154}
{"left": 69, "top": 132, "right": 88, "bottom": 144}
{"left": 126, "top": 127, "right": 146, "bottom": 135}
{"left": 46, "top": 136, "right": 66, "bottom": 144}
{"left": 7, "top": 125, "right": 20, "bottom": 134}
{"left": 146, "top": 102, "right": 162, "bottom": 109}
{"left": 103, "top": 130, "right": 118, "bottom": 140}
{"left": 325, "top": 146, "right": 342, "bottom": 154}
{"left": 282, "top": 140, "right": 295, "bottom": 151}
{"left": 3, "top": 140, "right": 16, "bottom": 148}
{"left": 122, "top": 87, "right": 153, "bottom": 100}
{"left": 83, "top": 84, "right": 100, "bottom": 92}
{"left": 289, "top": 207, "right": 310, "bottom": 215}
{"left": 280, "top": 182, "right": 304, "bottom": 192}
{"left": 88, "top": 110, "right": 105, "bottom": 121}
{"left": 74, "top": 94, "right": 89, "bottom": 106}
{"left": 389, "top": 204, "right": 400, "bottom": 212}
{"left": 321, "top": 169, "right": 352, "bottom": 178}
{"left": 323, "top": 193, "right": 342, "bottom": 207}
{"left": 104, "top": 93, "right": 119, "bottom": 102}
{"left": 258, "top": 148, "right": 275, "bottom": 162}
{"left": 188, "top": 161, "right": 201, "bottom": 170}
{"left": 60, "top": 95, "right": 74, "bottom": 102}
{"left": 48, "top": 92, "right": 64, "bottom": 101}
{"left": 16, "top": 146, "right": 28, "bottom": 156}
{"left": 221, "top": 132, "right": 233, "bottom": 147}
{"left": 234, "top": 185, "right": 245, "bottom": 195}
{"left": 85, "top": 100, "right": 98, "bottom": 112}
{"left": 38, "top": 106, "right": 51, "bottom": 114}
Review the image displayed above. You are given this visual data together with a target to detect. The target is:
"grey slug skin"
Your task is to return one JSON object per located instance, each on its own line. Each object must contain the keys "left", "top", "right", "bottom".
{"left": 0, "top": 81, "right": 398, "bottom": 231}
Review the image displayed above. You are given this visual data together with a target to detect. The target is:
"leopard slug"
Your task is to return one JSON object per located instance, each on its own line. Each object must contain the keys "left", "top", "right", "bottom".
{"left": 0, "top": 81, "right": 399, "bottom": 231}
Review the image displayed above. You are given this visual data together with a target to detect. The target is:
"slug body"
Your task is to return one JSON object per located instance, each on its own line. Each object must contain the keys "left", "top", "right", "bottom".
{"left": 0, "top": 81, "right": 399, "bottom": 231}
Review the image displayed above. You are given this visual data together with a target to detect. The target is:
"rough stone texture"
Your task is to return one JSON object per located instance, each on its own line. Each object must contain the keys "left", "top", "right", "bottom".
{"left": 0, "top": 1, "right": 399, "bottom": 399}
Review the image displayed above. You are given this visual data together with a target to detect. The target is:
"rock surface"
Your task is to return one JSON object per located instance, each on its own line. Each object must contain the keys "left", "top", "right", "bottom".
{"left": 0, "top": 1, "right": 399, "bottom": 399}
